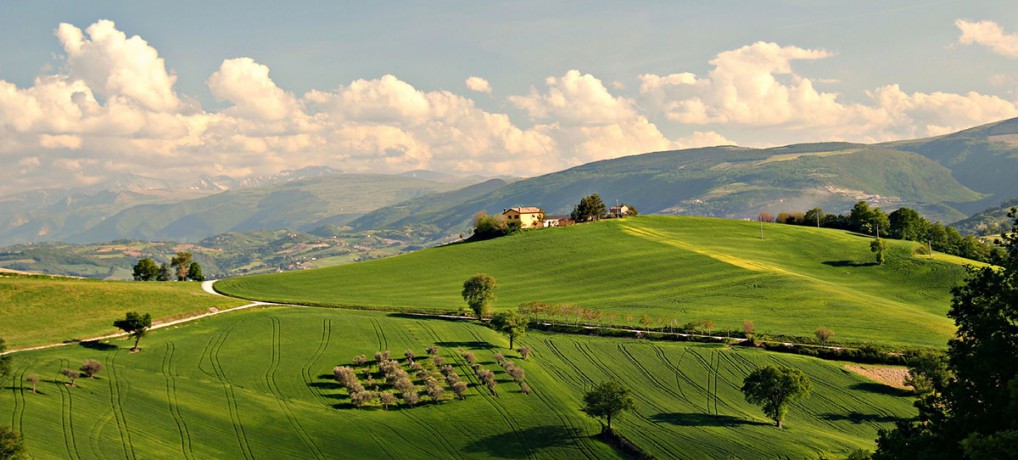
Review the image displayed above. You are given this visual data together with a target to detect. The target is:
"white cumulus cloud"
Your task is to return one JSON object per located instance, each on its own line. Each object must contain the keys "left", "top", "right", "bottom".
{"left": 465, "top": 76, "right": 492, "bottom": 94}
{"left": 956, "top": 19, "right": 1018, "bottom": 59}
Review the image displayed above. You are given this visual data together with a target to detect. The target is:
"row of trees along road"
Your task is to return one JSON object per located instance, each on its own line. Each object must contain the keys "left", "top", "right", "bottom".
{"left": 133, "top": 251, "right": 204, "bottom": 281}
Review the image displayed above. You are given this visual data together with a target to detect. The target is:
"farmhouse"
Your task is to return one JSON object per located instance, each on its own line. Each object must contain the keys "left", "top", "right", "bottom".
{"left": 502, "top": 207, "right": 544, "bottom": 229}
{"left": 609, "top": 205, "right": 632, "bottom": 218}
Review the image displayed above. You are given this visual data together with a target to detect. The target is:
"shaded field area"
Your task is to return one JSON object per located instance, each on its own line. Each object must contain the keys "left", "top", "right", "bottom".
{"left": 1, "top": 307, "right": 914, "bottom": 459}
{"left": 0, "top": 275, "right": 246, "bottom": 348}
{"left": 218, "top": 216, "right": 974, "bottom": 347}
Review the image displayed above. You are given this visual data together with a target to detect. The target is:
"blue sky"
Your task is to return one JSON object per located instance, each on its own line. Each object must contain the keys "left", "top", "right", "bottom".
{"left": 0, "top": 1, "right": 1015, "bottom": 193}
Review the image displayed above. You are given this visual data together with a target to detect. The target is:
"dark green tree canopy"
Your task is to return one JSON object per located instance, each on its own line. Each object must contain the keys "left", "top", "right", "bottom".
{"left": 187, "top": 262, "right": 205, "bottom": 282}
{"left": 889, "top": 207, "right": 925, "bottom": 241}
{"left": 571, "top": 194, "right": 607, "bottom": 222}
{"left": 113, "top": 312, "right": 152, "bottom": 351}
{"left": 0, "top": 425, "right": 26, "bottom": 460}
{"left": 462, "top": 274, "right": 497, "bottom": 319}
{"left": 490, "top": 311, "right": 528, "bottom": 349}
{"left": 875, "top": 208, "right": 1018, "bottom": 459}
{"left": 581, "top": 380, "right": 637, "bottom": 432}
{"left": 870, "top": 238, "right": 888, "bottom": 265}
{"left": 741, "top": 365, "right": 813, "bottom": 428}
{"left": 157, "top": 263, "right": 172, "bottom": 282}
{"left": 132, "top": 258, "right": 160, "bottom": 281}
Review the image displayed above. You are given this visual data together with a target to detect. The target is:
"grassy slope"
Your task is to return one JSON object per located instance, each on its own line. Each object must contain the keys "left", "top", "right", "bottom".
{"left": 219, "top": 216, "right": 974, "bottom": 348}
{"left": 0, "top": 276, "right": 246, "bottom": 348}
{"left": 0, "top": 307, "right": 914, "bottom": 459}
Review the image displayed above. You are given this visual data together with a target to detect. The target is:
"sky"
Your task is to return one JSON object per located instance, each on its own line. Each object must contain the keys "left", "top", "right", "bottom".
{"left": 0, "top": 1, "right": 1016, "bottom": 195}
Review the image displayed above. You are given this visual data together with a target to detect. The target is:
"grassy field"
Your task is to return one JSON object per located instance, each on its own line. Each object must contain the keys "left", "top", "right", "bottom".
{"left": 0, "top": 307, "right": 914, "bottom": 459}
{"left": 0, "top": 275, "right": 246, "bottom": 348}
{"left": 218, "top": 216, "right": 977, "bottom": 347}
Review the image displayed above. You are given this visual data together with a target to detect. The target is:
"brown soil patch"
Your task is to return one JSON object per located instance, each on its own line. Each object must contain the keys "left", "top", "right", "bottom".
{"left": 845, "top": 364, "right": 910, "bottom": 390}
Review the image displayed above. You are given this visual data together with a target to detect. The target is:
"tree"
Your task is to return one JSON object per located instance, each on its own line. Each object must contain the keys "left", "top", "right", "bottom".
{"left": 903, "top": 351, "right": 950, "bottom": 396}
{"left": 805, "top": 208, "right": 825, "bottom": 228}
{"left": 581, "top": 380, "right": 636, "bottom": 433}
{"left": 490, "top": 311, "right": 528, "bottom": 349}
{"left": 462, "top": 274, "right": 497, "bottom": 319}
{"left": 741, "top": 365, "right": 813, "bottom": 428}
{"left": 170, "top": 252, "right": 193, "bottom": 281}
{"left": 0, "top": 425, "right": 26, "bottom": 460}
{"left": 113, "top": 312, "right": 152, "bottom": 351}
{"left": 80, "top": 359, "right": 103, "bottom": 378}
{"left": 61, "top": 368, "right": 82, "bottom": 387}
{"left": 472, "top": 212, "right": 506, "bottom": 240}
{"left": 571, "top": 194, "right": 607, "bottom": 222}
{"left": 25, "top": 374, "right": 39, "bottom": 394}
{"left": 889, "top": 207, "right": 926, "bottom": 241}
{"left": 517, "top": 346, "right": 532, "bottom": 360}
{"left": 132, "top": 258, "right": 160, "bottom": 281}
{"left": 875, "top": 208, "right": 1018, "bottom": 459}
{"left": 814, "top": 326, "right": 834, "bottom": 346}
{"left": 187, "top": 262, "right": 204, "bottom": 282}
{"left": 871, "top": 238, "right": 887, "bottom": 265}
{"left": 156, "top": 263, "right": 173, "bottom": 281}
{"left": 0, "top": 339, "right": 10, "bottom": 381}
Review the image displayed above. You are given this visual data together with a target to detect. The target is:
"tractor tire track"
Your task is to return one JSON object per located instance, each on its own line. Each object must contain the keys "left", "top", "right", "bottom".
{"left": 449, "top": 338, "right": 537, "bottom": 460}
{"left": 569, "top": 341, "right": 675, "bottom": 456}
{"left": 207, "top": 328, "right": 255, "bottom": 460}
{"left": 528, "top": 370, "right": 598, "bottom": 460}
{"left": 56, "top": 359, "right": 81, "bottom": 460}
{"left": 397, "top": 323, "right": 464, "bottom": 460}
{"left": 617, "top": 343, "right": 685, "bottom": 402}
{"left": 263, "top": 316, "right": 325, "bottom": 459}
{"left": 369, "top": 318, "right": 388, "bottom": 352}
{"left": 107, "top": 351, "right": 137, "bottom": 460}
{"left": 300, "top": 319, "right": 333, "bottom": 408}
{"left": 11, "top": 367, "right": 27, "bottom": 431}
{"left": 162, "top": 341, "right": 194, "bottom": 460}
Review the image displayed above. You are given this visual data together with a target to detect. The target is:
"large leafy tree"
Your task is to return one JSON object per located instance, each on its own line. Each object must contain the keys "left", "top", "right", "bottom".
{"left": 187, "top": 262, "right": 205, "bottom": 282}
{"left": 874, "top": 209, "right": 1018, "bottom": 459}
{"left": 571, "top": 194, "right": 607, "bottom": 222}
{"left": 581, "top": 380, "right": 636, "bottom": 433}
{"left": 113, "top": 312, "right": 152, "bottom": 352}
{"left": 889, "top": 207, "right": 926, "bottom": 241}
{"left": 741, "top": 365, "right": 813, "bottom": 428}
{"left": 490, "top": 311, "right": 528, "bottom": 349}
{"left": 462, "top": 274, "right": 497, "bottom": 319}
{"left": 132, "top": 258, "right": 160, "bottom": 281}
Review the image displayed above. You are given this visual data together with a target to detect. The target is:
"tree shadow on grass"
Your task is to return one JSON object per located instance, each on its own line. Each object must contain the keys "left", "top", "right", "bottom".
{"left": 650, "top": 412, "right": 771, "bottom": 427}
{"left": 850, "top": 382, "right": 913, "bottom": 397}
{"left": 823, "top": 260, "right": 878, "bottom": 268}
{"left": 464, "top": 425, "right": 583, "bottom": 458}
{"left": 819, "top": 412, "right": 905, "bottom": 424}
{"left": 78, "top": 340, "right": 118, "bottom": 351}
{"left": 435, "top": 341, "right": 495, "bottom": 350}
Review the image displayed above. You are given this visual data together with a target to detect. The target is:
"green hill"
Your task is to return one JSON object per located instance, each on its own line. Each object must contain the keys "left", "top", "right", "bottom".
{"left": 951, "top": 197, "right": 1018, "bottom": 236}
{"left": 0, "top": 274, "right": 245, "bottom": 348}
{"left": 218, "top": 216, "right": 976, "bottom": 348}
{"left": 0, "top": 307, "right": 915, "bottom": 459}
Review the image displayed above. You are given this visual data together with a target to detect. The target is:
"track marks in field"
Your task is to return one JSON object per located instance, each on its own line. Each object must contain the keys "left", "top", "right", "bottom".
{"left": 162, "top": 341, "right": 194, "bottom": 460}
{"left": 10, "top": 367, "right": 27, "bottom": 431}
{"left": 263, "top": 316, "right": 325, "bottom": 459}
{"left": 370, "top": 318, "right": 388, "bottom": 351}
{"left": 402, "top": 323, "right": 465, "bottom": 460}
{"left": 56, "top": 359, "right": 81, "bottom": 460}
{"left": 206, "top": 328, "right": 255, "bottom": 460}
{"left": 300, "top": 319, "right": 333, "bottom": 408}
{"left": 107, "top": 351, "right": 137, "bottom": 460}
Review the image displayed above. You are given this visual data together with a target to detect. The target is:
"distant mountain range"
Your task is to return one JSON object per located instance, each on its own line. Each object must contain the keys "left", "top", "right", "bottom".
{"left": 353, "top": 118, "right": 1018, "bottom": 240}
{"left": 2, "top": 117, "right": 1017, "bottom": 251}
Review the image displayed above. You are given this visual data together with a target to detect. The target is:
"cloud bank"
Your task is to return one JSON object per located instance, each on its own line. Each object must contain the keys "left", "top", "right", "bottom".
{"left": 0, "top": 20, "right": 1015, "bottom": 194}
{"left": 956, "top": 19, "right": 1018, "bottom": 59}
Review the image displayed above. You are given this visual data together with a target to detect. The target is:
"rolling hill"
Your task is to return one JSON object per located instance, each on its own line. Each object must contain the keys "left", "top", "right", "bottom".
{"left": 0, "top": 306, "right": 915, "bottom": 459}
{"left": 217, "top": 216, "right": 977, "bottom": 348}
